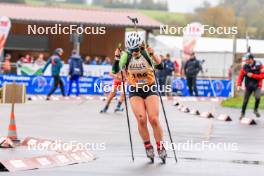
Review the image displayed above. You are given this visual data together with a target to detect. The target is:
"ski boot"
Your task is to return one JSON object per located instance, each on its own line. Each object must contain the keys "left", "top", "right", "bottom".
{"left": 145, "top": 147, "right": 155, "bottom": 163}
{"left": 239, "top": 113, "right": 245, "bottom": 120}
{"left": 158, "top": 148, "right": 167, "bottom": 164}
{"left": 100, "top": 106, "right": 109, "bottom": 113}
{"left": 254, "top": 110, "right": 261, "bottom": 118}
{"left": 114, "top": 106, "right": 124, "bottom": 112}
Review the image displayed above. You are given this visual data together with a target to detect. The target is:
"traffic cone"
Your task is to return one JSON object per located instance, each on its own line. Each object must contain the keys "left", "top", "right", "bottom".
{"left": 7, "top": 111, "right": 19, "bottom": 142}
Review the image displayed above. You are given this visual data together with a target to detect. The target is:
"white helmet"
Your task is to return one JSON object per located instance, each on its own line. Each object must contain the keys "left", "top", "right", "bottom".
{"left": 125, "top": 32, "right": 142, "bottom": 50}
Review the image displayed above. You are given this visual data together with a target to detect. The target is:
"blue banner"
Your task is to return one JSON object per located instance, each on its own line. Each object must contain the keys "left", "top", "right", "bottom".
{"left": 0, "top": 75, "right": 232, "bottom": 97}
{"left": 173, "top": 78, "right": 232, "bottom": 97}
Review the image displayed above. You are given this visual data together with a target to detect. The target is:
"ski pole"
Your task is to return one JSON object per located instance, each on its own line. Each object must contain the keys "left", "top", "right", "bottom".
{"left": 127, "top": 16, "right": 178, "bottom": 163}
{"left": 127, "top": 16, "right": 138, "bottom": 31}
{"left": 151, "top": 63, "right": 178, "bottom": 163}
{"left": 121, "top": 70, "right": 135, "bottom": 162}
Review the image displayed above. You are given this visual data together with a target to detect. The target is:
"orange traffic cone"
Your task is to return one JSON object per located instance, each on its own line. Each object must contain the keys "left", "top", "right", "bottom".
{"left": 7, "top": 111, "right": 18, "bottom": 141}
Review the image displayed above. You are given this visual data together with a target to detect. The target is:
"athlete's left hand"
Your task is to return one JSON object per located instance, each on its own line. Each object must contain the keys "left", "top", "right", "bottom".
{"left": 247, "top": 73, "right": 253, "bottom": 77}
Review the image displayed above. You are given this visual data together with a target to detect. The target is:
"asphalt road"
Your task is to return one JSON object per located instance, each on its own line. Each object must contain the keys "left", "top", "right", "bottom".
{"left": 0, "top": 96, "right": 264, "bottom": 176}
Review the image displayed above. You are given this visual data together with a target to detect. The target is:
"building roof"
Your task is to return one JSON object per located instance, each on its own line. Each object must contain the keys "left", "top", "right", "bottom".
{"left": 155, "top": 35, "right": 264, "bottom": 54}
{"left": 0, "top": 3, "right": 162, "bottom": 29}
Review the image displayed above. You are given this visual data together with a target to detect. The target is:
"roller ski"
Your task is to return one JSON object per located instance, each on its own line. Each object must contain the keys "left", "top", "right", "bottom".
{"left": 254, "top": 110, "right": 261, "bottom": 118}
{"left": 158, "top": 147, "right": 167, "bottom": 164}
{"left": 100, "top": 105, "right": 109, "bottom": 113}
{"left": 145, "top": 146, "right": 155, "bottom": 163}
{"left": 239, "top": 113, "right": 245, "bottom": 120}
{"left": 114, "top": 106, "right": 124, "bottom": 112}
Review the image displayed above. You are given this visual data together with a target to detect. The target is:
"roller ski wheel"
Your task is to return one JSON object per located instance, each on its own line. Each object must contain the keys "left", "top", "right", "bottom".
{"left": 158, "top": 148, "right": 167, "bottom": 164}
{"left": 145, "top": 147, "right": 155, "bottom": 164}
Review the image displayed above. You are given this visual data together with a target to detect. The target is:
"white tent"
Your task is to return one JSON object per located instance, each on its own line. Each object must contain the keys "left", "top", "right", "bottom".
{"left": 152, "top": 36, "right": 264, "bottom": 78}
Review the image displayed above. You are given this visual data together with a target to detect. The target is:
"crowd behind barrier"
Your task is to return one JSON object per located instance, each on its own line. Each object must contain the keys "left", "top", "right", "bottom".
{"left": 0, "top": 52, "right": 232, "bottom": 97}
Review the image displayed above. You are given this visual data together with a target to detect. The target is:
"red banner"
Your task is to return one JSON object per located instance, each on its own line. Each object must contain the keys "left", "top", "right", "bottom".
{"left": 0, "top": 16, "right": 11, "bottom": 55}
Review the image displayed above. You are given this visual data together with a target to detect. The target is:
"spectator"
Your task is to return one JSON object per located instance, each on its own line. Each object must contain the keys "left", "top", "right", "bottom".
{"left": 91, "top": 56, "right": 101, "bottom": 65}
{"left": 157, "top": 54, "right": 166, "bottom": 95}
{"left": 42, "top": 48, "right": 65, "bottom": 100}
{"left": 21, "top": 54, "right": 32, "bottom": 64}
{"left": 101, "top": 57, "right": 112, "bottom": 65}
{"left": 184, "top": 52, "right": 202, "bottom": 96}
{"left": 2, "top": 53, "right": 12, "bottom": 74}
{"left": 20, "top": 54, "right": 32, "bottom": 64}
{"left": 164, "top": 54, "right": 175, "bottom": 96}
{"left": 174, "top": 59, "right": 180, "bottom": 75}
{"left": 84, "top": 56, "right": 92, "bottom": 65}
{"left": 68, "top": 49, "right": 84, "bottom": 96}
{"left": 34, "top": 53, "right": 46, "bottom": 66}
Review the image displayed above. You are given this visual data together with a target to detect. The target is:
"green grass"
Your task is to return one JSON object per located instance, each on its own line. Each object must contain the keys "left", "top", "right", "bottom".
{"left": 139, "top": 9, "right": 188, "bottom": 25}
{"left": 221, "top": 96, "right": 264, "bottom": 109}
{"left": 25, "top": 0, "right": 46, "bottom": 6}
{"left": 24, "top": 1, "right": 189, "bottom": 26}
{"left": 25, "top": 0, "right": 101, "bottom": 9}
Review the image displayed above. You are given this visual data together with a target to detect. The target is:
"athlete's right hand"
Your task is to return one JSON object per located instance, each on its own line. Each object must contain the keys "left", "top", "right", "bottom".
{"left": 237, "top": 86, "right": 241, "bottom": 91}
{"left": 116, "top": 75, "right": 122, "bottom": 80}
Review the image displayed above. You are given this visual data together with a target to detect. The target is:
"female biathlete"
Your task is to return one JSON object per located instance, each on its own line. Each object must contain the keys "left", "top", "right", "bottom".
{"left": 119, "top": 32, "right": 166, "bottom": 163}
{"left": 100, "top": 47, "right": 125, "bottom": 113}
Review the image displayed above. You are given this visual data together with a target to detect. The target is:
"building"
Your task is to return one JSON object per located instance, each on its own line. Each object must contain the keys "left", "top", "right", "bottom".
{"left": 0, "top": 3, "right": 161, "bottom": 62}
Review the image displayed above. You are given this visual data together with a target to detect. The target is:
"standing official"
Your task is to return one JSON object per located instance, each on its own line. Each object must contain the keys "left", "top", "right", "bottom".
{"left": 237, "top": 54, "right": 264, "bottom": 119}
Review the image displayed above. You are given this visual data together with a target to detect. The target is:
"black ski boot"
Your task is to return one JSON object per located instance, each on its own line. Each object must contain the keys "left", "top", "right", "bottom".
{"left": 145, "top": 146, "right": 155, "bottom": 163}
{"left": 100, "top": 105, "right": 109, "bottom": 113}
{"left": 114, "top": 106, "right": 124, "bottom": 112}
{"left": 114, "top": 102, "right": 123, "bottom": 112}
{"left": 254, "top": 110, "right": 261, "bottom": 118}
{"left": 239, "top": 113, "right": 245, "bottom": 120}
{"left": 158, "top": 148, "right": 167, "bottom": 164}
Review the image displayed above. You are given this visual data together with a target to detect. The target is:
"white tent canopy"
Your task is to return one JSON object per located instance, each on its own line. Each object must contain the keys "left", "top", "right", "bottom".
{"left": 154, "top": 35, "right": 264, "bottom": 54}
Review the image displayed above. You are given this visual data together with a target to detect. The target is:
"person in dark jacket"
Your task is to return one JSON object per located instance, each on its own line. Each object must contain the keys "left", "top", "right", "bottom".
{"left": 157, "top": 55, "right": 166, "bottom": 95}
{"left": 163, "top": 54, "right": 175, "bottom": 96}
{"left": 68, "top": 50, "right": 84, "bottom": 96}
{"left": 237, "top": 54, "right": 264, "bottom": 120}
{"left": 184, "top": 52, "right": 202, "bottom": 96}
{"left": 42, "top": 48, "right": 65, "bottom": 100}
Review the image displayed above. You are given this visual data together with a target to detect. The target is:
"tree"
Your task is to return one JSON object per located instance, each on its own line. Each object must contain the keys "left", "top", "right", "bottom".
{"left": 192, "top": 6, "right": 238, "bottom": 37}
{"left": 0, "top": 0, "right": 25, "bottom": 3}
{"left": 220, "top": 0, "right": 264, "bottom": 39}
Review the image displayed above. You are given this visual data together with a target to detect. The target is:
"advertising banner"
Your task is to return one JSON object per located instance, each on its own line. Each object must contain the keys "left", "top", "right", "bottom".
{"left": 17, "top": 64, "right": 112, "bottom": 77}
{"left": 0, "top": 16, "right": 11, "bottom": 56}
{"left": 0, "top": 74, "right": 231, "bottom": 97}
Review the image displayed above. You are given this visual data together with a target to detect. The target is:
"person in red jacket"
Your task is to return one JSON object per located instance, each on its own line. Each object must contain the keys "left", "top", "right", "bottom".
{"left": 237, "top": 54, "right": 264, "bottom": 120}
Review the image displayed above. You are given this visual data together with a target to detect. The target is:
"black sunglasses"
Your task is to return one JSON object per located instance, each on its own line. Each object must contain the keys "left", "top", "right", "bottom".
{"left": 130, "top": 47, "right": 140, "bottom": 53}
